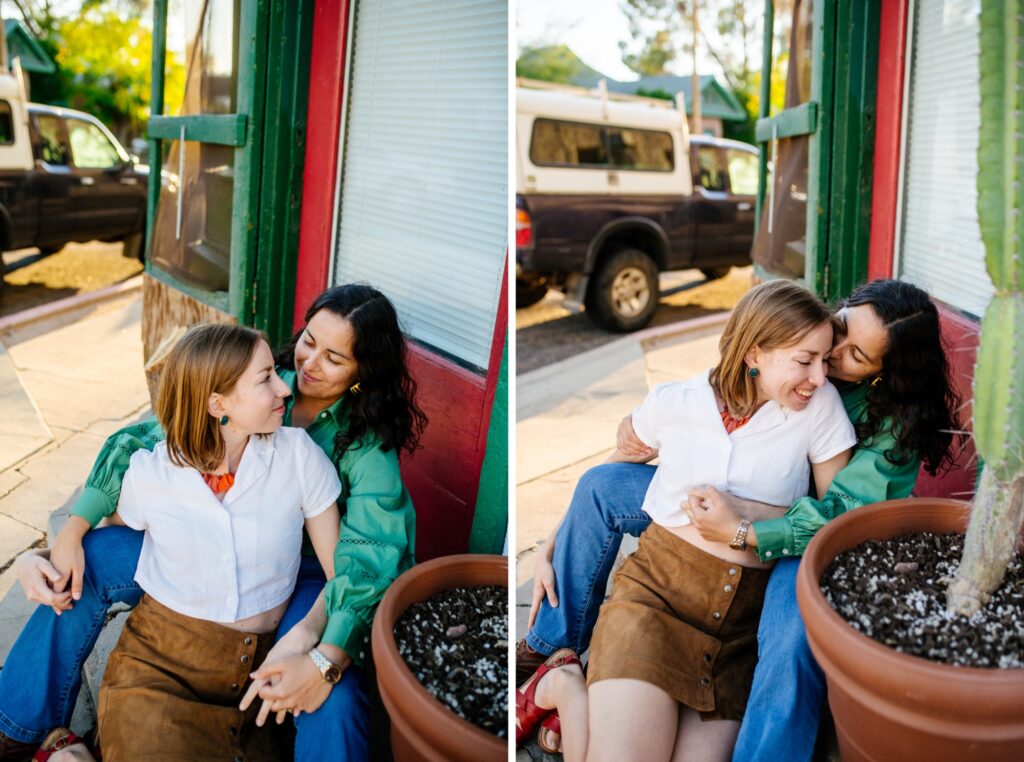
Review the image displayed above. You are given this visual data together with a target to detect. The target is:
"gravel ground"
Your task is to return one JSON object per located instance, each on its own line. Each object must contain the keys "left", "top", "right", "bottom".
{"left": 394, "top": 585, "right": 508, "bottom": 737}
{"left": 821, "top": 531, "right": 1024, "bottom": 668}
{"left": 516, "top": 267, "right": 754, "bottom": 374}
{"left": 0, "top": 242, "right": 142, "bottom": 319}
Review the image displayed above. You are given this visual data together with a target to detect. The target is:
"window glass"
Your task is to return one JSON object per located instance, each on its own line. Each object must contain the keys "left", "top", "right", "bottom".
{"left": 697, "top": 146, "right": 727, "bottom": 191}
{"left": 752, "top": 134, "right": 809, "bottom": 279}
{"left": 67, "top": 119, "right": 122, "bottom": 168}
{"left": 530, "top": 119, "right": 608, "bottom": 167}
{"left": 727, "top": 150, "right": 758, "bottom": 195}
{"left": 0, "top": 101, "right": 13, "bottom": 145}
{"left": 34, "top": 115, "right": 69, "bottom": 165}
{"left": 607, "top": 126, "right": 673, "bottom": 171}
{"left": 166, "top": 0, "right": 238, "bottom": 115}
{"left": 770, "top": 0, "right": 814, "bottom": 115}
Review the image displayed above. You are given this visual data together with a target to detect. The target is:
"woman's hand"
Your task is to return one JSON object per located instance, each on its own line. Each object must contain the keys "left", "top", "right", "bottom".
{"left": 248, "top": 646, "right": 353, "bottom": 726}
{"left": 527, "top": 549, "right": 558, "bottom": 630}
{"left": 616, "top": 415, "right": 654, "bottom": 458}
{"left": 684, "top": 486, "right": 744, "bottom": 545}
{"left": 14, "top": 549, "right": 73, "bottom": 615}
{"left": 240, "top": 618, "right": 322, "bottom": 724}
{"left": 49, "top": 516, "right": 91, "bottom": 605}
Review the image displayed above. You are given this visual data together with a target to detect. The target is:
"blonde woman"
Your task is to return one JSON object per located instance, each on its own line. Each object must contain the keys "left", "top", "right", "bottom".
{"left": 516, "top": 281, "right": 856, "bottom": 762}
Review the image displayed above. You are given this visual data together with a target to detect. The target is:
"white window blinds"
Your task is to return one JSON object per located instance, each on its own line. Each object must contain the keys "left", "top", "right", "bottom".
{"left": 897, "top": 0, "right": 992, "bottom": 318}
{"left": 332, "top": 0, "right": 508, "bottom": 372}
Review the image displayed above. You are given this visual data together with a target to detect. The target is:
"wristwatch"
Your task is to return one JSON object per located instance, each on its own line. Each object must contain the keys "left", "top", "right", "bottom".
{"left": 729, "top": 519, "right": 752, "bottom": 551}
{"left": 308, "top": 647, "right": 342, "bottom": 684}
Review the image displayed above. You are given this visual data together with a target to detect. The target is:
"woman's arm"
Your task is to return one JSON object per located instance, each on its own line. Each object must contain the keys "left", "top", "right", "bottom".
{"left": 304, "top": 504, "right": 341, "bottom": 580}
{"left": 810, "top": 448, "right": 852, "bottom": 500}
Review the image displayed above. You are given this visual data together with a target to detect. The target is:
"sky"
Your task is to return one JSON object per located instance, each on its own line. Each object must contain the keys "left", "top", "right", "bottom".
{"left": 516, "top": 0, "right": 726, "bottom": 83}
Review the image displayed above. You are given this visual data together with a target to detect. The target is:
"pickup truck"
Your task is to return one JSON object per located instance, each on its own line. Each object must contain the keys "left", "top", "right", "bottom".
{"left": 517, "top": 82, "right": 759, "bottom": 331}
{"left": 0, "top": 74, "right": 146, "bottom": 297}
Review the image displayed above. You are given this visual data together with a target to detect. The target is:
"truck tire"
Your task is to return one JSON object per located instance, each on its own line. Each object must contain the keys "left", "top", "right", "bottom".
{"left": 700, "top": 266, "right": 731, "bottom": 281}
{"left": 122, "top": 230, "right": 145, "bottom": 262}
{"left": 585, "top": 248, "right": 659, "bottom": 332}
{"left": 516, "top": 277, "right": 548, "bottom": 309}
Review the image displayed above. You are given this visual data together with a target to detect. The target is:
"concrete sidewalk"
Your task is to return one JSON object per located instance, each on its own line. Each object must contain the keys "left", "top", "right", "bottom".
{"left": 0, "top": 291, "right": 150, "bottom": 732}
{"left": 515, "top": 314, "right": 727, "bottom": 760}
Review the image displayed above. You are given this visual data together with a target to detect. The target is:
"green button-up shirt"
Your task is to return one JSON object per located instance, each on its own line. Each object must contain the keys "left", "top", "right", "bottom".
{"left": 70, "top": 368, "right": 416, "bottom": 667}
{"left": 751, "top": 381, "right": 920, "bottom": 562}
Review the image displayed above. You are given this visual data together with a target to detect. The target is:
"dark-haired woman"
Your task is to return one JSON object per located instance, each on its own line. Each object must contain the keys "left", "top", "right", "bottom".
{"left": 0, "top": 284, "right": 426, "bottom": 762}
{"left": 516, "top": 279, "right": 961, "bottom": 761}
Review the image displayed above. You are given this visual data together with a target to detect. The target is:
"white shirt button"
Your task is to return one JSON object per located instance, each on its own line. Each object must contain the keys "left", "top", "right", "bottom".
{"left": 359, "top": 651, "right": 365, "bottom": 660}
{"left": 765, "top": 551, "right": 773, "bottom": 558}
{"left": 782, "top": 548, "right": 790, "bottom": 555}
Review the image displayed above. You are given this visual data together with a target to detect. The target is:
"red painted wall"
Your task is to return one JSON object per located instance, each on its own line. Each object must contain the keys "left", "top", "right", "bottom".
{"left": 869, "top": 0, "right": 978, "bottom": 500}
{"left": 867, "top": 0, "right": 908, "bottom": 281}
{"left": 295, "top": 0, "right": 507, "bottom": 560}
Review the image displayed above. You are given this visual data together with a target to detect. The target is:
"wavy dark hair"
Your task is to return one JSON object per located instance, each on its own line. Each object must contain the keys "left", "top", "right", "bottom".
{"left": 839, "top": 280, "right": 962, "bottom": 475}
{"left": 275, "top": 284, "right": 427, "bottom": 459}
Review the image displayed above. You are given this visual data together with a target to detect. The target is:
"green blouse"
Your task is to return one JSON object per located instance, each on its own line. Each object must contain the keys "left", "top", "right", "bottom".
{"left": 70, "top": 368, "right": 416, "bottom": 668}
{"left": 751, "top": 381, "right": 920, "bottom": 562}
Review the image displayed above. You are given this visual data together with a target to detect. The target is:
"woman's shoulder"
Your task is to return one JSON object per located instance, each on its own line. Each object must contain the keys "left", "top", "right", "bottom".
{"left": 649, "top": 371, "right": 712, "bottom": 401}
{"left": 808, "top": 380, "right": 846, "bottom": 414}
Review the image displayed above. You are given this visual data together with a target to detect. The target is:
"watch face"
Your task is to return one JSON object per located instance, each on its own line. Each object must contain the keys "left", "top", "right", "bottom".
{"left": 325, "top": 665, "right": 342, "bottom": 684}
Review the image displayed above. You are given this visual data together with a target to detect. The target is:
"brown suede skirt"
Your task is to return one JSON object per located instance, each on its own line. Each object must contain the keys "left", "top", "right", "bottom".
{"left": 587, "top": 523, "right": 772, "bottom": 721}
{"left": 97, "top": 594, "right": 278, "bottom": 762}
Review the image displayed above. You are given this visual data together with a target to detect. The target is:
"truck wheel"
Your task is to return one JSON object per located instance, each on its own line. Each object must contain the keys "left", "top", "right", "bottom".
{"left": 516, "top": 277, "right": 548, "bottom": 309}
{"left": 122, "top": 230, "right": 144, "bottom": 262}
{"left": 700, "top": 266, "right": 731, "bottom": 281}
{"left": 585, "top": 248, "right": 659, "bottom": 332}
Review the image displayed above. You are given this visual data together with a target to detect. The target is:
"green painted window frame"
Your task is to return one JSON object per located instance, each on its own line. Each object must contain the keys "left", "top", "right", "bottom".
{"left": 755, "top": 0, "right": 880, "bottom": 302}
{"left": 146, "top": 0, "right": 313, "bottom": 344}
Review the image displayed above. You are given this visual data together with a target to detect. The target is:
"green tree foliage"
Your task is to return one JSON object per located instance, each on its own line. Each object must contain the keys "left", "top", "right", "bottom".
{"left": 516, "top": 43, "right": 584, "bottom": 84}
{"left": 8, "top": 1, "right": 184, "bottom": 142}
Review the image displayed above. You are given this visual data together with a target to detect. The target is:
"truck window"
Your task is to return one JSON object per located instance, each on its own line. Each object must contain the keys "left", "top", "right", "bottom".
{"left": 606, "top": 126, "right": 673, "bottom": 172}
{"left": 726, "top": 149, "right": 758, "bottom": 195}
{"left": 67, "top": 119, "right": 122, "bottom": 169}
{"left": 697, "top": 146, "right": 727, "bottom": 192}
{"left": 0, "top": 101, "right": 13, "bottom": 145}
{"left": 34, "top": 114, "right": 69, "bottom": 165}
{"left": 530, "top": 118, "right": 609, "bottom": 168}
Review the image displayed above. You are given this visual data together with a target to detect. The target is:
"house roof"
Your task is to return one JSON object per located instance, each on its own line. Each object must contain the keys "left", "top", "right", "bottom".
{"left": 516, "top": 45, "right": 747, "bottom": 122}
{"left": 5, "top": 20, "right": 56, "bottom": 75}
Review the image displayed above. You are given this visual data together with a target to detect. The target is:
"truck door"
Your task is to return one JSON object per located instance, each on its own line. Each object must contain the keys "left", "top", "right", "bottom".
{"left": 723, "top": 147, "right": 758, "bottom": 256}
{"left": 691, "top": 143, "right": 735, "bottom": 264}
{"left": 65, "top": 116, "right": 141, "bottom": 240}
{"left": 29, "top": 112, "right": 74, "bottom": 248}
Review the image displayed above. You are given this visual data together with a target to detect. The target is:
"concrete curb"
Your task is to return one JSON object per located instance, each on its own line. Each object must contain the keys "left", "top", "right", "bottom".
{"left": 516, "top": 311, "right": 732, "bottom": 420}
{"left": 0, "top": 275, "right": 143, "bottom": 334}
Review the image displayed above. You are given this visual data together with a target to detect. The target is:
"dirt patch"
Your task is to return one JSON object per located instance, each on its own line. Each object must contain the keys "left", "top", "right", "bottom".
{"left": 516, "top": 267, "right": 754, "bottom": 374}
{"left": 1, "top": 243, "right": 142, "bottom": 319}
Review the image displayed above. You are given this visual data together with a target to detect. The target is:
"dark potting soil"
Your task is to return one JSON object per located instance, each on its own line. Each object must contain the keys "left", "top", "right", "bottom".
{"left": 820, "top": 532, "right": 1024, "bottom": 668}
{"left": 394, "top": 585, "right": 508, "bottom": 737}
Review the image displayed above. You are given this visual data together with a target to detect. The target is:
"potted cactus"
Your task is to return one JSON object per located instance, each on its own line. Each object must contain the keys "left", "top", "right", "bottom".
{"left": 795, "top": 4, "right": 1024, "bottom": 760}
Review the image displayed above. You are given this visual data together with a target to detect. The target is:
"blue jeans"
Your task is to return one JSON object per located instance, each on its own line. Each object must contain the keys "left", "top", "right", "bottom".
{"left": 0, "top": 528, "right": 369, "bottom": 761}
{"left": 731, "top": 558, "right": 825, "bottom": 762}
{"left": 525, "top": 462, "right": 655, "bottom": 656}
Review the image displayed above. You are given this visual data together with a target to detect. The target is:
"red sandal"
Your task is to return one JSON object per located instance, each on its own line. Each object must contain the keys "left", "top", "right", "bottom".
{"left": 33, "top": 727, "right": 93, "bottom": 761}
{"left": 515, "top": 648, "right": 580, "bottom": 747}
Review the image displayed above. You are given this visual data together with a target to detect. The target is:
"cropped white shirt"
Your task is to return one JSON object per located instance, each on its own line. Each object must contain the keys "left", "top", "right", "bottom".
{"left": 631, "top": 370, "right": 856, "bottom": 527}
{"left": 116, "top": 427, "right": 341, "bottom": 623}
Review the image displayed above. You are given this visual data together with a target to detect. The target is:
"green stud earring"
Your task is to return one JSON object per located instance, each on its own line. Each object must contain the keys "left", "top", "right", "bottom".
{"left": 220, "top": 415, "right": 229, "bottom": 425}
{"left": 747, "top": 367, "right": 760, "bottom": 378}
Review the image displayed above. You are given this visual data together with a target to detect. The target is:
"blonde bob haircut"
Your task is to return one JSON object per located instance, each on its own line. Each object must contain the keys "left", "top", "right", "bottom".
{"left": 155, "top": 323, "right": 269, "bottom": 472}
{"left": 710, "top": 280, "right": 833, "bottom": 418}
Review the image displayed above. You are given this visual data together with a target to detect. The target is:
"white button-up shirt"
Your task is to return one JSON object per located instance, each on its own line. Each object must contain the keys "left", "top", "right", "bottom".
{"left": 631, "top": 370, "right": 856, "bottom": 527}
{"left": 116, "top": 427, "right": 341, "bottom": 623}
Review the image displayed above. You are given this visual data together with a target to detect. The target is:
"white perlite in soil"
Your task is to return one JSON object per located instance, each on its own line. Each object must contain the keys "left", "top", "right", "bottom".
{"left": 394, "top": 585, "right": 507, "bottom": 737}
{"left": 820, "top": 532, "right": 1024, "bottom": 668}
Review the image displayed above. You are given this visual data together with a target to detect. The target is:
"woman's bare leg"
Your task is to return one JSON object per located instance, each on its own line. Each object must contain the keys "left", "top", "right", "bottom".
{"left": 586, "top": 679, "right": 679, "bottom": 762}
{"left": 533, "top": 663, "right": 588, "bottom": 762}
{"left": 670, "top": 707, "right": 740, "bottom": 762}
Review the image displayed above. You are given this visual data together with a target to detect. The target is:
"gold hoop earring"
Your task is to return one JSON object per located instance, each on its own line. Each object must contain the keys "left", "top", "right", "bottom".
{"left": 870, "top": 375, "right": 882, "bottom": 388}
{"left": 349, "top": 382, "right": 362, "bottom": 395}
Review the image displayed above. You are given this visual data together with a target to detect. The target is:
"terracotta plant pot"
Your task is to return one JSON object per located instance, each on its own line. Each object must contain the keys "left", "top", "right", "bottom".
{"left": 796, "top": 498, "right": 1024, "bottom": 762}
{"left": 372, "top": 553, "right": 508, "bottom": 762}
